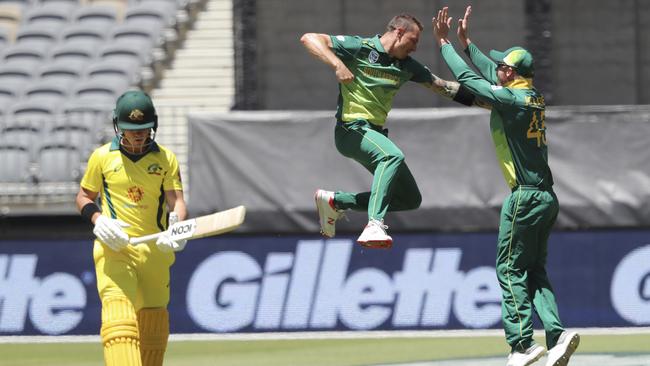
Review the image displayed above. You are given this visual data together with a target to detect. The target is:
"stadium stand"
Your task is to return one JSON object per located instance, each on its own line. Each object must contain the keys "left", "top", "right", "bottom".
{"left": 0, "top": 144, "right": 32, "bottom": 183}
{"left": 22, "top": 80, "right": 69, "bottom": 104}
{"left": 84, "top": 0, "right": 127, "bottom": 20}
{"left": 49, "top": 42, "right": 96, "bottom": 68}
{"left": 38, "top": 61, "right": 84, "bottom": 85}
{"left": 73, "top": 4, "right": 118, "bottom": 27}
{"left": 0, "top": 84, "right": 21, "bottom": 112}
{"left": 22, "top": 3, "right": 72, "bottom": 27}
{"left": 0, "top": 63, "right": 34, "bottom": 85}
{"left": 2, "top": 43, "right": 48, "bottom": 66}
{"left": 36, "top": 144, "right": 83, "bottom": 182}
{"left": 59, "top": 23, "right": 110, "bottom": 49}
{"left": 0, "top": 0, "right": 232, "bottom": 211}
{"left": 14, "top": 24, "right": 61, "bottom": 49}
{"left": 0, "top": 120, "right": 40, "bottom": 152}
{"left": 72, "top": 78, "right": 129, "bottom": 104}
{"left": 85, "top": 58, "right": 141, "bottom": 85}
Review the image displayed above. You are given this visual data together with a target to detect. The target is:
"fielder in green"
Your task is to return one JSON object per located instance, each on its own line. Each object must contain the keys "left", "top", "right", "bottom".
{"left": 433, "top": 6, "right": 579, "bottom": 366}
{"left": 301, "top": 14, "right": 476, "bottom": 248}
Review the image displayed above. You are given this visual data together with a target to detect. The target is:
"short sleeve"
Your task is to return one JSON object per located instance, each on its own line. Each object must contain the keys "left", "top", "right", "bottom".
{"left": 163, "top": 152, "right": 183, "bottom": 191}
{"left": 329, "top": 35, "right": 363, "bottom": 60}
{"left": 80, "top": 149, "right": 103, "bottom": 193}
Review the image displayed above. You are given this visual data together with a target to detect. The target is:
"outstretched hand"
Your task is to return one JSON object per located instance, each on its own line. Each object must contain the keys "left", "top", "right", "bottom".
{"left": 432, "top": 7, "right": 453, "bottom": 46}
{"left": 457, "top": 5, "right": 472, "bottom": 48}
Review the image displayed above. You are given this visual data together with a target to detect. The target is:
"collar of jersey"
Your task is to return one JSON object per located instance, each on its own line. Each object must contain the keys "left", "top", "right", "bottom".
{"left": 503, "top": 77, "right": 534, "bottom": 89}
{"left": 110, "top": 136, "right": 160, "bottom": 152}
{"left": 370, "top": 35, "right": 387, "bottom": 54}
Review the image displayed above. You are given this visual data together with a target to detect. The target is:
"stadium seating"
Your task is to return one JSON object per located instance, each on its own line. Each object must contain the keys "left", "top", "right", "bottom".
{"left": 2, "top": 43, "right": 49, "bottom": 67}
{"left": 38, "top": 61, "right": 84, "bottom": 85}
{"left": 49, "top": 42, "right": 97, "bottom": 68}
{"left": 47, "top": 124, "right": 96, "bottom": 157}
{"left": 85, "top": 58, "right": 141, "bottom": 85}
{"left": 22, "top": 4, "right": 72, "bottom": 27}
{"left": 73, "top": 5, "right": 118, "bottom": 27}
{"left": 22, "top": 80, "right": 69, "bottom": 104}
{"left": 0, "top": 63, "right": 34, "bottom": 85}
{"left": 60, "top": 23, "right": 109, "bottom": 49}
{"left": 1, "top": 120, "right": 40, "bottom": 146}
{"left": 0, "top": 145, "right": 32, "bottom": 183}
{"left": 14, "top": 24, "right": 61, "bottom": 49}
{"left": 0, "top": 0, "right": 203, "bottom": 193}
{"left": 0, "top": 84, "right": 22, "bottom": 110}
{"left": 72, "top": 78, "right": 130, "bottom": 105}
{"left": 37, "top": 144, "right": 83, "bottom": 182}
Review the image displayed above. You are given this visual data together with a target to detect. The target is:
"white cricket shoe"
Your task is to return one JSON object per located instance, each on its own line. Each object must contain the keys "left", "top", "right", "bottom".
{"left": 545, "top": 331, "right": 579, "bottom": 366}
{"left": 506, "top": 344, "right": 546, "bottom": 366}
{"left": 356, "top": 219, "right": 393, "bottom": 249}
{"left": 315, "top": 189, "right": 344, "bottom": 238}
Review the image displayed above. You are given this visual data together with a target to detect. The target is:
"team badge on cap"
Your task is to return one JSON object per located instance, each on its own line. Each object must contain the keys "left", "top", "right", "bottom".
{"left": 129, "top": 109, "right": 144, "bottom": 121}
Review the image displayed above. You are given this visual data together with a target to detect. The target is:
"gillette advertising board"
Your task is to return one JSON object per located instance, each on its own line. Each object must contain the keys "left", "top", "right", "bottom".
{"left": 0, "top": 231, "right": 649, "bottom": 335}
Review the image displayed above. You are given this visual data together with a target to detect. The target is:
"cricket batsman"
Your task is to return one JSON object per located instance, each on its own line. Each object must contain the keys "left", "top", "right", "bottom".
{"left": 75, "top": 90, "right": 187, "bottom": 366}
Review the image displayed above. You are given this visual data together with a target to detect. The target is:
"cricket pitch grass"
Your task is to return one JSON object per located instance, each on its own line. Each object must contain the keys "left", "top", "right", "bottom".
{"left": 0, "top": 332, "right": 648, "bottom": 366}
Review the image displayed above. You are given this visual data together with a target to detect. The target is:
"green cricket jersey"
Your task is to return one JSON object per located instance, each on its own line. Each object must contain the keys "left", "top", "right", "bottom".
{"left": 330, "top": 35, "right": 433, "bottom": 126}
{"left": 441, "top": 43, "right": 553, "bottom": 189}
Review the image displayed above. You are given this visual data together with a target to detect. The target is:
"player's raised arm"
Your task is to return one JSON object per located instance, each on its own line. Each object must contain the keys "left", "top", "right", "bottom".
{"left": 300, "top": 32, "right": 354, "bottom": 84}
{"left": 457, "top": 5, "right": 472, "bottom": 50}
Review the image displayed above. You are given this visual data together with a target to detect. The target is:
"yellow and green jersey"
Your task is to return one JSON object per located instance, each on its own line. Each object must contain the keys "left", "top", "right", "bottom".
{"left": 441, "top": 43, "right": 553, "bottom": 190}
{"left": 80, "top": 137, "right": 183, "bottom": 237}
{"left": 330, "top": 34, "right": 433, "bottom": 126}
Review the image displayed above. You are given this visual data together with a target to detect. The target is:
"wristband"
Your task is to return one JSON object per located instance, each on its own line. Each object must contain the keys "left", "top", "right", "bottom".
{"left": 81, "top": 202, "right": 101, "bottom": 223}
{"left": 453, "top": 84, "right": 475, "bottom": 106}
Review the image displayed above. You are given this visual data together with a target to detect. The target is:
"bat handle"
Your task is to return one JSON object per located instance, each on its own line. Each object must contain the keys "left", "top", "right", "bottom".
{"left": 130, "top": 232, "right": 163, "bottom": 245}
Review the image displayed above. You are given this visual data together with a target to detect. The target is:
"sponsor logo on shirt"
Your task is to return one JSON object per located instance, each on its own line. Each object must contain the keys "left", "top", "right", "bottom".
{"left": 361, "top": 67, "right": 400, "bottom": 84}
{"left": 368, "top": 50, "right": 379, "bottom": 63}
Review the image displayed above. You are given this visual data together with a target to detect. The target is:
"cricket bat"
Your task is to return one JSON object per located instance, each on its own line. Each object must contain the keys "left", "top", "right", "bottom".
{"left": 129, "top": 205, "right": 246, "bottom": 245}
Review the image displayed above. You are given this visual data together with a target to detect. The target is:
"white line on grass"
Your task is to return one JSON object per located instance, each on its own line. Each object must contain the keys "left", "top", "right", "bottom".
{"left": 1, "top": 327, "right": 649, "bottom": 344}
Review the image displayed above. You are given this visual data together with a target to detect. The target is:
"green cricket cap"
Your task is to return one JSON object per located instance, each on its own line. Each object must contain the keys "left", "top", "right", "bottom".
{"left": 114, "top": 90, "right": 157, "bottom": 130}
{"left": 489, "top": 46, "right": 534, "bottom": 78}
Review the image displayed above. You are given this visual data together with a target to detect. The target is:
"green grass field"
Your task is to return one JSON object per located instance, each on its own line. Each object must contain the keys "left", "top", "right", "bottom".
{"left": 1, "top": 334, "right": 648, "bottom": 366}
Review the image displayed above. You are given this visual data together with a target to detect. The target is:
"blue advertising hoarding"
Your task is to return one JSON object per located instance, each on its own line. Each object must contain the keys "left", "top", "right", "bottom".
{"left": 0, "top": 230, "right": 649, "bottom": 335}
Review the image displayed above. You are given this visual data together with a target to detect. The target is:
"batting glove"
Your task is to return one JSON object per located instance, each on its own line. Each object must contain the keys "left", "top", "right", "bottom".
{"left": 156, "top": 212, "right": 188, "bottom": 252}
{"left": 93, "top": 215, "right": 131, "bottom": 252}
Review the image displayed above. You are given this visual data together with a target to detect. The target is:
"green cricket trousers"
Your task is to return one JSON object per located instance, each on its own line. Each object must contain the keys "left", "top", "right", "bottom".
{"left": 332, "top": 119, "right": 421, "bottom": 221}
{"left": 496, "top": 185, "right": 565, "bottom": 352}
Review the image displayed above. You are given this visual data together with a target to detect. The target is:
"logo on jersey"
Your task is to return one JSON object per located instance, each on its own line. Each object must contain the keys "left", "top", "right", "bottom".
{"left": 336, "top": 35, "right": 345, "bottom": 41}
{"left": 147, "top": 163, "right": 162, "bottom": 175}
{"left": 368, "top": 50, "right": 379, "bottom": 63}
{"left": 127, "top": 186, "right": 144, "bottom": 203}
{"left": 128, "top": 109, "right": 144, "bottom": 121}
